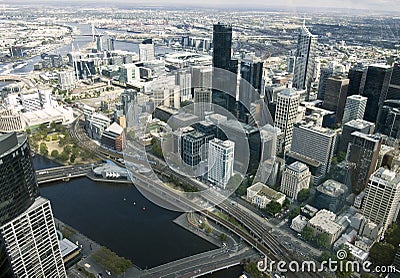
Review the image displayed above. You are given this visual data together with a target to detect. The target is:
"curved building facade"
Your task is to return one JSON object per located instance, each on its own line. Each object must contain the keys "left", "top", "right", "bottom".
{"left": 0, "top": 133, "right": 38, "bottom": 225}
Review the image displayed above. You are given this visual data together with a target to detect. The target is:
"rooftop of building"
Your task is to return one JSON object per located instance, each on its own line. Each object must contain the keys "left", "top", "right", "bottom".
{"left": 371, "top": 167, "right": 400, "bottom": 185}
{"left": 287, "top": 161, "right": 309, "bottom": 173}
{"left": 347, "top": 95, "right": 368, "bottom": 100}
{"left": 344, "top": 119, "right": 374, "bottom": 130}
{"left": 59, "top": 238, "right": 79, "bottom": 258}
{"left": 286, "top": 151, "right": 321, "bottom": 168}
{"left": 317, "top": 179, "right": 348, "bottom": 197}
{"left": 278, "top": 88, "right": 300, "bottom": 98}
{"left": 210, "top": 138, "right": 234, "bottom": 148}
{"left": 350, "top": 131, "right": 381, "bottom": 142}
{"left": 248, "top": 182, "right": 285, "bottom": 201}
{"left": 309, "top": 209, "right": 342, "bottom": 234}
{"left": 0, "top": 132, "right": 25, "bottom": 157}
{"left": 105, "top": 122, "right": 124, "bottom": 135}
{"left": 297, "top": 121, "right": 336, "bottom": 136}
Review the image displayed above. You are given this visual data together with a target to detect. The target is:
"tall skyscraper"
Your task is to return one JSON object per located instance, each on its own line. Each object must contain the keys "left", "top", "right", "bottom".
{"left": 0, "top": 133, "right": 66, "bottom": 277}
{"left": 212, "top": 23, "right": 234, "bottom": 72}
{"left": 322, "top": 76, "right": 349, "bottom": 123}
{"left": 293, "top": 21, "right": 317, "bottom": 99}
{"left": 191, "top": 65, "right": 212, "bottom": 90}
{"left": 290, "top": 122, "right": 337, "bottom": 179}
{"left": 338, "top": 119, "right": 374, "bottom": 153}
{"left": 175, "top": 69, "right": 192, "bottom": 102}
{"left": 346, "top": 132, "right": 381, "bottom": 193}
{"left": 342, "top": 95, "right": 367, "bottom": 124}
{"left": 139, "top": 39, "right": 155, "bottom": 62}
{"left": 360, "top": 64, "right": 392, "bottom": 123}
{"left": 377, "top": 100, "right": 400, "bottom": 139}
{"left": 347, "top": 65, "right": 365, "bottom": 96}
{"left": 317, "top": 67, "right": 333, "bottom": 100}
{"left": 386, "top": 63, "right": 400, "bottom": 101}
{"left": 274, "top": 89, "right": 300, "bottom": 151}
{"left": 193, "top": 88, "right": 212, "bottom": 119}
{"left": 281, "top": 161, "right": 311, "bottom": 200}
{"left": 361, "top": 168, "right": 400, "bottom": 234}
{"left": 208, "top": 138, "right": 235, "bottom": 189}
{"left": 212, "top": 23, "right": 238, "bottom": 116}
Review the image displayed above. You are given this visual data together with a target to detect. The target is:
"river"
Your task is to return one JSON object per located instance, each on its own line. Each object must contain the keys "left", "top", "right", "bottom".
{"left": 34, "top": 155, "right": 243, "bottom": 277}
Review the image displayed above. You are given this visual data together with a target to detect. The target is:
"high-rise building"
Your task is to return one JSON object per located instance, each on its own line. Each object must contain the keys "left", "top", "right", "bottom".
{"left": 96, "top": 36, "right": 103, "bottom": 52}
{"left": 281, "top": 161, "right": 311, "bottom": 200}
{"left": 317, "top": 67, "right": 333, "bottom": 100}
{"left": 361, "top": 168, "right": 400, "bottom": 234}
{"left": 139, "top": 39, "right": 155, "bottom": 62}
{"left": 290, "top": 122, "right": 337, "bottom": 178}
{"left": 386, "top": 64, "right": 400, "bottom": 101}
{"left": 193, "top": 88, "right": 212, "bottom": 119}
{"left": 347, "top": 65, "right": 365, "bottom": 96}
{"left": 175, "top": 70, "right": 192, "bottom": 102}
{"left": 191, "top": 65, "right": 212, "bottom": 90}
{"left": 314, "top": 179, "right": 348, "bottom": 213}
{"left": 57, "top": 70, "right": 76, "bottom": 90}
{"left": 322, "top": 76, "right": 349, "bottom": 123}
{"left": 293, "top": 21, "right": 317, "bottom": 99}
{"left": 212, "top": 23, "right": 234, "bottom": 72}
{"left": 338, "top": 119, "right": 375, "bottom": 153}
{"left": 377, "top": 100, "right": 400, "bottom": 139}
{"left": 0, "top": 133, "right": 66, "bottom": 277}
{"left": 346, "top": 132, "right": 381, "bottom": 193}
{"left": 274, "top": 89, "right": 300, "bottom": 151}
{"left": 342, "top": 95, "right": 367, "bottom": 124}
{"left": 181, "top": 131, "right": 214, "bottom": 167}
{"left": 360, "top": 64, "right": 392, "bottom": 123}
{"left": 208, "top": 138, "right": 235, "bottom": 189}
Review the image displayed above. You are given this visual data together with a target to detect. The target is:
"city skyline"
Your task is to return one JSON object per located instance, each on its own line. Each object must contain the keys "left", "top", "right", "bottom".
{"left": 4, "top": 0, "right": 400, "bottom": 13}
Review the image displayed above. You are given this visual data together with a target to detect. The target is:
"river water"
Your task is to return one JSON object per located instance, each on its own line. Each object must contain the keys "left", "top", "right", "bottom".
{"left": 34, "top": 155, "right": 243, "bottom": 277}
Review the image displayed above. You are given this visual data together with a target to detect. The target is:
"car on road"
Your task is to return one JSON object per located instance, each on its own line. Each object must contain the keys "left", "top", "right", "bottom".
{"left": 106, "top": 270, "right": 111, "bottom": 276}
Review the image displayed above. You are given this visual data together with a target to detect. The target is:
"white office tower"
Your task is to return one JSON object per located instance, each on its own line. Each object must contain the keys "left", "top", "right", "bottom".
{"left": 191, "top": 65, "right": 212, "bottom": 89}
{"left": 175, "top": 70, "right": 192, "bottom": 102}
{"left": 290, "top": 122, "right": 337, "bottom": 183}
{"left": 342, "top": 95, "right": 367, "bottom": 124}
{"left": 208, "top": 139, "right": 235, "bottom": 189}
{"left": 293, "top": 21, "right": 317, "bottom": 98}
{"left": 58, "top": 70, "right": 76, "bottom": 90}
{"left": 281, "top": 161, "right": 311, "bottom": 200}
{"left": 0, "top": 197, "right": 66, "bottom": 277}
{"left": 139, "top": 39, "right": 155, "bottom": 62}
{"left": 361, "top": 168, "right": 400, "bottom": 234}
{"left": 193, "top": 88, "right": 212, "bottom": 119}
{"left": 274, "top": 89, "right": 300, "bottom": 151}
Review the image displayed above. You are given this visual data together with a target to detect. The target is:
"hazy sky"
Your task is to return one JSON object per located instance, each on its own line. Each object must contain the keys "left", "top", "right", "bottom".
{"left": 4, "top": 0, "right": 400, "bottom": 12}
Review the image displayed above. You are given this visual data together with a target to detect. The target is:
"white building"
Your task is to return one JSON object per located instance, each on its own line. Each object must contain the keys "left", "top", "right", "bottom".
{"left": 0, "top": 107, "right": 25, "bottom": 132}
{"left": 0, "top": 197, "right": 66, "bottom": 277}
{"left": 290, "top": 121, "right": 337, "bottom": 178}
{"left": 342, "top": 95, "right": 367, "bottom": 124}
{"left": 175, "top": 70, "right": 192, "bottom": 102}
{"left": 361, "top": 168, "right": 400, "bottom": 234}
{"left": 246, "top": 182, "right": 286, "bottom": 209}
{"left": 119, "top": 63, "right": 140, "bottom": 84}
{"left": 307, "top": 209, "right": 342, "bottom": 245}
{"left": 293, "top": 21, "right": 317, "bottom": 97}
{"left": 274, "top": 88, "right": 300, "bottom": 151}
{"left": 58, "top": 70, "right": 76, "bottom": 90}
{"left": 281, "top": 161, "right": 311, "bottom": 200}
{"left": 139, "top": 40, "right": 155, "bottom": 62}
{"left": 208, "top": 138, "right": 235, "bottom": 189}
{"left": 290, "top": 215, "right": 308, "bottom": 233}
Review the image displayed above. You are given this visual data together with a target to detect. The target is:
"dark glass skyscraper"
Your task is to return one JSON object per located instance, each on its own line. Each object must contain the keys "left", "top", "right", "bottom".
{"left": 347, "top": 65, "right": 364, "bottom": 96}
{"left": 360, "top": 64, "right": 392, "bottom": 123}
{"left": 212, "top": 23, "right": 238, "bottom": 117}
{"left": 212, "top": 23, "right": 233, "bottom": 72}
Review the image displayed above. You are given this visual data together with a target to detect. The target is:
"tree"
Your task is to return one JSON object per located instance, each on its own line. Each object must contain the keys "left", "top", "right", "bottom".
{"left": 301, "top": 226, "right": 314, "bottom": 241}
{"left": 283, "top": 198, "right": 290, "bottom": 210}
{"left": 289, "top": 206, "right": 301, "bottom": 220}
{"left": 70, "top": 153, "right": 76, "bottom": 163}
{"left": 297, "top": 188, "right": 310, "bottom": 202}
{"left": 39, "top": 143, "right": 48, "bottom": 156}
{"left": 205, "top": 226, "right": 212, "bottom": 234}
{"left": 369, "top": 242, "right": 396, "bottom": 266}
{"left": 384, "top": 223, "right": 400, "bottom": 247}
{"left": 265, "top": 201, "right": 282, "bottom": 215}
{"left": 58, "top": 151, "right": 69, "bottom": 162}
{"left": 51, "top": 150, "right": 59, "bottom": 158}
{"left": 220, "top": 233, "right": 227, "bottom": 242}
{"left": 316, "top": 232, "right": 331, "bottom": 249}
